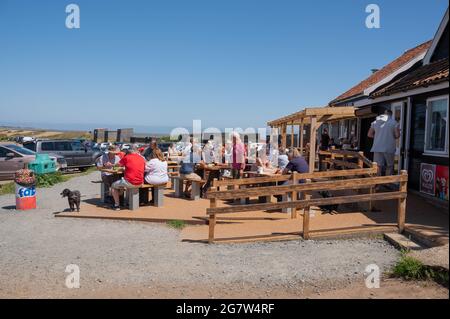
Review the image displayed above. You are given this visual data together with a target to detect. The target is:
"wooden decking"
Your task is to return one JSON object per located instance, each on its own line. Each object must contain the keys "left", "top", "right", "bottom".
{"left": 54, "top": 185, "right": 440, "bottom": 244}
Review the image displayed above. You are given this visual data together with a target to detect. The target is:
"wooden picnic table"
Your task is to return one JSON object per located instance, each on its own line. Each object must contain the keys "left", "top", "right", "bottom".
{"left": 98, "top": 167, "right": 124, "bottom": 175}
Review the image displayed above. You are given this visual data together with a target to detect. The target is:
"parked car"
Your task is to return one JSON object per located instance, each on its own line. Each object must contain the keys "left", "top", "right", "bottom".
{"left": 0, "top": 143, "right": 67, "bottom": 180}
{"left": 22, "top": 139, "right": 101, "bottom": 170}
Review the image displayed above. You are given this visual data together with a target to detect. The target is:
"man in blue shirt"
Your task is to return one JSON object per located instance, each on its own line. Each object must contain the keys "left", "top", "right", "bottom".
{"left": 282, "top": 149, "right": 309, "bottom": 175}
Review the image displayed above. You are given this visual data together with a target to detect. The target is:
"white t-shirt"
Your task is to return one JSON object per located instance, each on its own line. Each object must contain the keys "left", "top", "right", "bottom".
{"left": 370, "top": 115, "right": 398, "bottom": 154}
{"left": 145, "top": 159, "right": 169, "bottom": 185}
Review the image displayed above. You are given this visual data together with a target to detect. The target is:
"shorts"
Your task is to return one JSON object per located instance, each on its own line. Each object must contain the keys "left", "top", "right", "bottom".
{"left": 181, "top": 173, "right": 202, "bottom": 182}
{"left": 111, "top": 177, "right": 142, "bottom": 189}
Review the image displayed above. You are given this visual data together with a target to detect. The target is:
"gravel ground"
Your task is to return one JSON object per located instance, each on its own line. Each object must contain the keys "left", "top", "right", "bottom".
{"left": 0, "top": 171, "right": 402, "bottom": 298}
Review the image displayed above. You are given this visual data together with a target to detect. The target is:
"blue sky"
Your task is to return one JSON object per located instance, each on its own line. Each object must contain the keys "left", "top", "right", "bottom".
{"left": 0, "top": 0, "right": 448, "bottom": 132}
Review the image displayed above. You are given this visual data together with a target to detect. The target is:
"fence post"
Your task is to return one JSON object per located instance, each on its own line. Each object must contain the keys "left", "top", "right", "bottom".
{"left": 330, "top": 147, "right": 336, "bottom": 170}
{"left": 397, "top": 170, "right": 408, "bottom": 233}
{"left": 208, "top": 199, "right": 217, "bottom": 243}
{"left": 368, "top": 162, "right": 378, "bottom": 211}
{"left": 358, "top": 151, "right": 364, "bottom": 168}
{"left": 291, "top": 172, "right": 298, "bottom": 219}
{"left": 303, "top": 179, "right": 312, "bottom": 239}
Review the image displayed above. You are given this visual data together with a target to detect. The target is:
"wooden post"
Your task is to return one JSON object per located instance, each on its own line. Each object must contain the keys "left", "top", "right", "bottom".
{"left": 298, "top": 124, "right": 301, "bottom": 149}
{"left": 281, "top": 125, "right": 287, "bottom": 149}
{"left": 357, "top": 151, "right": 364, "bottom": 169}
{"left": 290, "top": 122, "right": 295, "bottom": 150}
{"left": 291, "top": 172, "right": 298, "bottom": 219}
{"left": 309, "top": 117, "right": 317, "bottom": 173}
{"left": 300, "top": 121, "right": 304, "bottom": 154}
{"left": 208, "top": 199, "right": 217, "bottom": 243}
{"left": 303, "top": 179, "right": 312, "bottom": 239}
{"left": 397, "top": 170, "right": 408, "bottom": 233}
{"left": 368, "top": 162, "right": 378, "bottom": 211}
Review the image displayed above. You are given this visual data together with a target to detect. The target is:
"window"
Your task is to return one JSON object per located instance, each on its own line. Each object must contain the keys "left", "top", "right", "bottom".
{"left": 41, "top": 142, "right": 55, "bottom": 151}
{"left": 0, "top": 147, "right": 8, "bottom": 158}
{"left": 425, "top": 96, "right": 449, "bottom": 155}
{"left": 71, "top": 141, "right": 84, "bottom": 151}
{"left": 54, "top": 142, "right": 72, "bottom": 151}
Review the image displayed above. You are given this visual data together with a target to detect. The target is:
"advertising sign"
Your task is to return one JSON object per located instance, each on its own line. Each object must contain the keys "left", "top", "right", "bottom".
{"left": 420, "top": 163, "right": 436, "bottom": 196}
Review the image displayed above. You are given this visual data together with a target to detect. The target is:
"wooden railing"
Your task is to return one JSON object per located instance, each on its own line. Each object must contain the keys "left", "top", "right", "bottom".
{"left": 205, "top": 170, "right": 407, "bottom": 243}
{"left": 319, "top": 149, "right": 373, "bottom": 170}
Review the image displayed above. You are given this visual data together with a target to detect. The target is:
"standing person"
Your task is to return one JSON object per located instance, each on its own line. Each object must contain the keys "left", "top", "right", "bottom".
{"left": 368, "top": 109, "right": 400, "bottom": 176}
{"left": 320, "top": 128, "right": 331, "bottom": 151}
{"left": 110, "top": 145, "right": 146, "bottom": 211}
{"left": 231, "top": 132, "right": 246, "bottom": 179}
{"left": 96, "top": 145, "right": 122, "bottom": 202}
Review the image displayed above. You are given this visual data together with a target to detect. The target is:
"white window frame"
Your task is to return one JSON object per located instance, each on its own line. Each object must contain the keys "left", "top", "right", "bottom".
{"left": 424, "top": 95, "right": 449, "bottom": 157}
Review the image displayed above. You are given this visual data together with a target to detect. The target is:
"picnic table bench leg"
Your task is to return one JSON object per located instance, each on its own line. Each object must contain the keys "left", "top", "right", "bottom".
{"left": 191, "top": 182, "right": 201, "bottom": 200}
{"left": 282, "top": 193, "right": 292, "bottom": 214}
{"left": 174, "top": 178, "right": 183, "bottom": 198}
{"left": 154, "top": 185, "right": 164, "bottom": 207}
{"left": 100, "top": 182, "right": 107, "bottom": 203}
{"left": 127, "top": 188, "right": 139, "bottom": 210}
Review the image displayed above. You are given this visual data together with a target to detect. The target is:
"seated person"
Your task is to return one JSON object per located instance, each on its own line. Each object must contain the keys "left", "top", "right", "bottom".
{"left": 179, "top": 140, "right": 203, "bottom": 197}
{"left": 282, "top": 149, "right": 309, "bottom": 176}
{"left": 276, "top": 149, "right": 309, "bottom": 201}
{"left": 145, "top": 148, "right": 169, "bottom": 185}
{"left": 110, "top": 145, "right": 146, "bottom": 211}
{"left": 96, "top": 145, "right": 122, "bottom": 202}
{"left": 144, "top": 148, "right": 169, "bottom": 204}
{"left": 278, "top": 148, "right": 289, "bottom": 170}
{"left": 168, "top": 143, "right": 179, "bottom": 157}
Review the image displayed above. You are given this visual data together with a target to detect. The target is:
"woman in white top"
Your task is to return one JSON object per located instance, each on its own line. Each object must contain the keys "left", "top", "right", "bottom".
{"left": 145, "top": 148, "right": 169, "bottom": 185}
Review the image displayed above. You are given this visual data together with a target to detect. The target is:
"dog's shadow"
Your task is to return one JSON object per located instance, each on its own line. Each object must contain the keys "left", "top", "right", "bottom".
{"left": 53, "top": 208, "right": 79, "bottom": 216}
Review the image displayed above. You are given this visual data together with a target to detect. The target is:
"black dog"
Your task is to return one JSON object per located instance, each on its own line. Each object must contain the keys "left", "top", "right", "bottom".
{"left": 318, "top": 191, "right": 338, "bottom": 213}
{"left": 60, "top": 189, "right": 81, "bottom": 212}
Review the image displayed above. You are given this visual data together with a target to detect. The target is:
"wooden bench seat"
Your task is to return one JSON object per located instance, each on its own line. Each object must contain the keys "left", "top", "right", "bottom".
{"left": 171, "top": 176, "right": 206, "bottom": 200}
{"left": 126, "top": 183, "right": 167, "bottom": 210}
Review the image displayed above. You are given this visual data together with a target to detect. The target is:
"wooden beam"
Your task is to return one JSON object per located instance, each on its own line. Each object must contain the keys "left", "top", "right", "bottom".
{"left": 300, "top": 120, "right": 304, "bottom": 153}
{"left": 309, "top": 116, "right": 317, "bottom": 173}
{"left": 210, "top": 167, "right": 378, "bottom": 188}
{"left": 208, "top": 199, "right": 217, "bottom": 243}
{"left": 398, "top": 170, "right": 408, "bottom": 233}
{"left": 207, "top": 191, "right": 407, "bottom": 215}
{"left": 207, "top": 174, "right": 408, "bottom": 200}
{"left": 290, "top": 122, "right": 295, "bottom": 149}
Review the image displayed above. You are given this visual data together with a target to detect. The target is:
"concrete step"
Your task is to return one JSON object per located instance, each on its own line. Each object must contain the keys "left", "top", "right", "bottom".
{"left": 384, "top": 232, "right": 426, "bottom": 251}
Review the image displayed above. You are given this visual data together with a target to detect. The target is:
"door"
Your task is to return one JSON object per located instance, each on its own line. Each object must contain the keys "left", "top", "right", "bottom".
{"left": 70, "top": 140, "right": 90, "bottom": 166}
{"left": 0, "top": 146, "right": 23, "bottom": 179}
{"left": 392, "top": 101, "right": 406, "bottom": 174}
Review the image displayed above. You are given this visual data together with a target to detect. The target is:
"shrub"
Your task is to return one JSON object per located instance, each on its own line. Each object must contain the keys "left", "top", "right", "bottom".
{"left": 167, "top": 220, "right": 186, "bottom": 229}
{"left": 392, "top": 254, "right": 449, "bottom": 287}
{"left": 36, "top": 172, "right": 68, "bottom": 188}
{"left": 0, "top": 182, "right": 15, "bottom": 195}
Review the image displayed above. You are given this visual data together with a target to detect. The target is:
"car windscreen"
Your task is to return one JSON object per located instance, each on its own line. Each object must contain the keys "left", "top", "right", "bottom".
{"left": 4, "top": 144, "right": 36, "bottom": 156}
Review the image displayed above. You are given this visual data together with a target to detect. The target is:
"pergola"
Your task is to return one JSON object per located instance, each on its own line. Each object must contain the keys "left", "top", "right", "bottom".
{"left": 267, "top": 106, "right": 355, "bottom": 173}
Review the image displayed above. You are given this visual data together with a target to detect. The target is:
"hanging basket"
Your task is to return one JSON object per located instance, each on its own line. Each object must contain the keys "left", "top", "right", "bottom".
{"left": 14, "top": 169, "right": 36, "bottom": 188}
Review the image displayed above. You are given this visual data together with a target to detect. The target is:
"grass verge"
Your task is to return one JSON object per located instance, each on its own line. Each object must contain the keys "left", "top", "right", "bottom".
{"left": 167, "top": 220, "right": 186, "bottom": 230}
{"left": 391, "top": 253, "right": 449, "bottom": 287}
{"left": 0, "top": 167, "right": 97, "bottom": 195}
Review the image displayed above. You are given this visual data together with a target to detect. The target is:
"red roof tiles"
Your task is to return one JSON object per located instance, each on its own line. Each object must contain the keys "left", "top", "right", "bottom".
{"left": 370, "top": 58, "right": 449, "bottom": 97}
{"left": 329, "top": 40, "right": 432, "bottom": 105}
